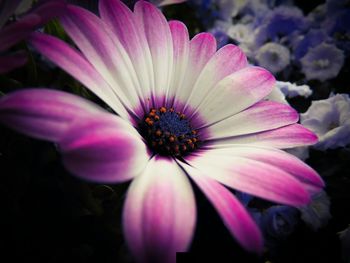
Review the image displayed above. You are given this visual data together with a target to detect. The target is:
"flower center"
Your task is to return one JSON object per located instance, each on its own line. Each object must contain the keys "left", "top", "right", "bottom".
{"left": 138, "top": 107, "right": 200, "bottom": 157}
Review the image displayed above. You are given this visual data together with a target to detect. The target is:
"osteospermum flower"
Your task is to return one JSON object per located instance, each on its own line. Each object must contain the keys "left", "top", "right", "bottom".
{"left": 0, "top": 0, "right": 66, "bottom": 73}
{"left": 0, "top": 1, "right": 324, "bottom": 262}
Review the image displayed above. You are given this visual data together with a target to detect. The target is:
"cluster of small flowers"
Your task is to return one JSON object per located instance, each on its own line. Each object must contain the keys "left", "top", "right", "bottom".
{"left": 190, "top": 0, "right": 350, "bottom": 154}
{"left": 202, "top": 0, "right": 347, "bottom": 81}
{"left": 188, "top": 0, "right": 349, "bottom": 254}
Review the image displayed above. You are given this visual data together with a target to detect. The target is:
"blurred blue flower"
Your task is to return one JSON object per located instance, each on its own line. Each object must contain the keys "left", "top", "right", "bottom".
{"left": 188, "top": 0, "right": 220, "bottom": 28}
{"left": 261, "top": 205, "right": 300, "bottom": 240}
{"left": 209, "top": 27, "right": 229, "bottom": 48}
{"left": 326, "top": 0, "right": 350, "bottom": 15}
{"left": 255, "top": 42, "right": 290, "bottom": 73}
{"left": 307, "top": 4, "right": 327, "bottom": 27}
{"left": 254, "top": 6, "right": 309, "bottom": 46}
{"left": 266, "top": 0, "right": 293, "bottom": 8}
{"left": 300, "top": 43, "right": 345, "bottom": 81}
{"left": 324, "top": 9, "right": 350, "bottom": 54}
{"left": 299, "top": 191, "right": 332, "bottom": 231}
{"left": 293, "top": 29, "right": 330, "bottom": 60}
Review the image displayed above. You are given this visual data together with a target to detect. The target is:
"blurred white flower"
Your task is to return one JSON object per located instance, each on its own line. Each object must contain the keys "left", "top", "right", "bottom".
{"left": 276, "top": 81, "right": 312, "bottom": 98}
{"left": 256, "top": 42, "right": 290, "bottom": 73}
{"left": 228, "top": 23, "right": 254, "bottom": 43}
{"left": 301, "top": 94, "right": 350, "bottom": 150}
{"left": 299, "top": 190, "right": 331, "bottom": 231}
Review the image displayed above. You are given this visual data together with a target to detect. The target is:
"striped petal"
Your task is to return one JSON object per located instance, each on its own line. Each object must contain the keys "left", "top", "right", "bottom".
{"left": 184, "top": 44, "right": 248, "bottom": 114}
{"left": 198, "top": 146, "right": 324, "bottom": 194}
{"left": 59, "top": 115, "right": 149, "bottom": 183}
{"left": 180, "top": 162, "right": 263, "bottom": 253}
{"left": 60, "top": 5, "right": 141, "bottom": 115}
{"left": 186, "top": 149, "right": 311, "bottom": 206}
{"left": 99, "top": 0, "right": 154, "bottom": 105}
{"left": 175, "top": 33, "right": 217, "bottom": 109}
{"left": 0, "top": 89, "right": 103, "bottom": 141}
{"left": 29, "top": 32, "right": 129, "bottom": 119}
{"left": 210, "top": 123, "right": 318, "bottom": 149}
{"left": 195, "top": 66, "right": 275, "bottom": 127}
{"left": 134, "top": 1, "right": 173, "bottom": 106}
{"left": 206, "top": 101, "right": 299, "bottom": 139}
{"left": 123, "top": 157, "right": 196, "bottom": 263}
{"left": 167, "top": 20, "right": 189, "bottom": 105}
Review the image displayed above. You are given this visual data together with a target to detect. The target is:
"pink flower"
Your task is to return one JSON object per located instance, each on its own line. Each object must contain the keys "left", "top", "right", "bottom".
{"left": 0, "top": 0, "right": 66, "bottom": 73}
{"left": 0, "top": 1, "right": 324, "bottom": 262}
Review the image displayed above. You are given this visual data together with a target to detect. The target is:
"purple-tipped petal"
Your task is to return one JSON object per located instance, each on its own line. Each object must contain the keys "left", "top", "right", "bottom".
{"left": 0, "top": 89, "right": 103, "bottom": 141}
{"left": 29, "top": 32, "right": 129, "bottom": 119}
{"left": 185, "top": 44, "right": 248, "bottom": 113}
{"left": 207, "top": 101, "right": 299, "bottom": 139}
{"left": 211, "top": 123, "right": 318, "bottom": 149}
{"left": 180, "top": 162, "right": 263, "bottom": 253}
{"left": 187, "top": 151, "right": 311, "bottom": 206}
{"left": 176, "top": 33, "right": 217, "bottom": 107}
{"left": 196, "top": 66, "right": 276, "bottom": 126}
{"left": 60, "top": 5, "right": 141, "bottom": 114}
{"left": 202, "top": 146, "right": 324, "bottom": 194}
{"left": 123, "top": 157, "right": 196, "bottom": 263}
{"left": 0, "top": 51, "right": 27, "bottom": 73}
{"left": 167, "top": 20, "right": 189, "bottom": 103}
{"left": 134, "top": 0, "right": 173, "bottom": 102}
{"left": 59, "top": 115, "right": 149, "bottom": 183}
{"left": 99, "top": 0, "right": 154, "bottom": 102}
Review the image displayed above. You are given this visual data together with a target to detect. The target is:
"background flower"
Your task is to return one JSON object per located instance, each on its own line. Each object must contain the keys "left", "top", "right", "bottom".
{"left": 301, "top": 94, "right": 350, "bottom": 150}
{"left": 255, "top": 42, "right": 291, "bottom": 73}
{"left": 0, "top": 0, "right": 66, "bottom": 73}
{"left": 300, "top": 43, "right": 345, "bottom": 81}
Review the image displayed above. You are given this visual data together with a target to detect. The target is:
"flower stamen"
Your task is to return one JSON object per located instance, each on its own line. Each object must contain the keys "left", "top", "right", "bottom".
{"left": 139, "top": 107, "right": 200, "bottom": 157}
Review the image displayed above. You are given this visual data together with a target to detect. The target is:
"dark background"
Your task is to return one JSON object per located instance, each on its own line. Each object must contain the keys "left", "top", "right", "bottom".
{"left": 1, "top": 0, "right": 350, "bottom": 262}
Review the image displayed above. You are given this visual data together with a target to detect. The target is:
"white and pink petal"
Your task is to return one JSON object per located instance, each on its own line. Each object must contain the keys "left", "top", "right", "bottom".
{"left": 167, "top": 20, "right": 189, "bottom": 105}
{"left": 206, "top": 101, "right": 299, "bottom": 139}
{"left": 134, "top": 1, "right": 173, "bottom": 105}
{"left": 180, "top": 162, "right": 263, "bottom": 253}
{"left": 210, "top": 123, "right": 318, "bottom": 149}
{"left": 175, "top": 33, "right": 217, "bottom": 109}
{"left": 194, "top": 66, "right": 275, "bottom": 127}
{"left": 59, "top": 114, "right": 149, "bottom": 183}
{"left": 184, "top": 44, "right": 248, "bottom": 113}
{"left": 60, "top": 5, "right": 141, "bottom": 115}
{"left": 29, "top": 32, "right": 129, "bottom": 119}
{"left": 123, "top": 157, "right": 196, "bottom": 263}
{"left": 99, "top": 0, "right": 154, "bottom": 104}
{"left": 0, "top": 88, "right": 103, "bottom": 141}
{"left": 199, "top": 146, "right": 324, "bottom": 194}
{"left": 186, "top": 150, "right": 311, "bottom": 207}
